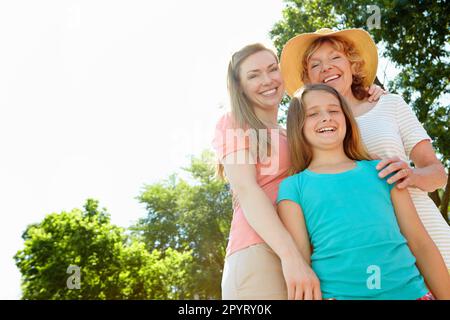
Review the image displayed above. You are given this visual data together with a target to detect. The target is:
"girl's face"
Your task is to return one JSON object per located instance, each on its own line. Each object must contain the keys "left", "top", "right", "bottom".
{"left": 239, "top": 50, "right": 285, "bottom": 111}
{"left": 302, "top": 90, "right": 347, "bottom": 150}
{"left": 306, "top": 42, "right": 354, "bottom": 97}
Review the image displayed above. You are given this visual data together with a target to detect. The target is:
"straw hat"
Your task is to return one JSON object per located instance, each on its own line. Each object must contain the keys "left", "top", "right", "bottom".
{"left": 280, "top": 28, "right": 378, "bottom": 97}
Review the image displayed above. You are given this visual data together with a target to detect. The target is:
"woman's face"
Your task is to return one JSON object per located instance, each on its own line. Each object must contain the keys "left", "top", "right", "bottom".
{"left": 306, "top": 41, "right": 354, "bottom": 98}
{"left": 302, "top": 90, "right": 347, "bottom": 151}
{"left": 239, "top": 50, "right": 285, "bottom": 111}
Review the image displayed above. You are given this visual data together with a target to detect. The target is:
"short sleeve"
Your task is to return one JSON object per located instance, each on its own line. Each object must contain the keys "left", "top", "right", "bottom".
{"left": 370, "top": 160, "right": 395, "bottom": 192}
{"left": 394, "top": 94, "right": 431, "bottom": 158}
{"left": 211, "top": 113, "right": 250, "bottom": 161}
{"left": 276, "top": 176, "right": 301, "bottom": 206}
{"left": 384, "top": 171, "right": 396, "bottom": 193}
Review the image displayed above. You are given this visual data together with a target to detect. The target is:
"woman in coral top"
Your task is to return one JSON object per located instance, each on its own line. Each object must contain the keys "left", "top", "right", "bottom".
{"left": 212, "top": 43, "right": 383, "bottom": 299}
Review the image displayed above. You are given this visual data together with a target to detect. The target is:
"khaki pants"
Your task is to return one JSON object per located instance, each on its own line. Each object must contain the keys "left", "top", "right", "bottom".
{"left": 221, "top": 243, "right": 288, "bottom": 300}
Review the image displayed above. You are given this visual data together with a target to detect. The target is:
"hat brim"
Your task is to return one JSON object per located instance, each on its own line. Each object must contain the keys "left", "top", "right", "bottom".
{"left": 280, "top": 28, "right": 378, "bottom": 97}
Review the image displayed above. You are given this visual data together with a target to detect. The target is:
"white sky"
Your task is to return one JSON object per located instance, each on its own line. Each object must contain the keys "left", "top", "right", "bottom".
{"left": 0, "top": 0, "right": 401, "bottom": 299}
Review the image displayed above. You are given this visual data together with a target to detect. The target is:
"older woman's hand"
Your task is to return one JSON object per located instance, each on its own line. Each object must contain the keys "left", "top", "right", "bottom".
{"left": 376, "top": 156, "right": 414, "bottom": 189}
{"left": 366, "top": 84, "right": 387, "bottom": 102}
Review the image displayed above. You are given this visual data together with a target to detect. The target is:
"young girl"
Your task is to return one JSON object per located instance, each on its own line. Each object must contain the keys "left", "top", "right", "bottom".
{"left": 277, "top": 83, "right": 450, "bottom": 300}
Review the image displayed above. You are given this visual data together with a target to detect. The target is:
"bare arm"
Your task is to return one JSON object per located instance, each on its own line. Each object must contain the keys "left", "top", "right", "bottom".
{"left": 377, "top": 140, "right": 447, "bottom": 192}
{"left": 277, "top": 200, "right": 312, "bottom": 264}
{"left": 222, "top": 149, "right": 317, "bottom": 300}
{"left": 409, "top": 140, "right": 448, "bottom": 191}
{"left": 277, "top": 199, "right": 321, "bottom": 300}
{"left": 391, "top": 187, "right": 450, "bottom": 299}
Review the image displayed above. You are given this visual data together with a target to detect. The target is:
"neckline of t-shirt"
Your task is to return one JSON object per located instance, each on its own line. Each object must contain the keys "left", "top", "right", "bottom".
{"left": 303, "top": 160, "right": 362, "bottom": 177}
{"left": 354, "top": 94, "right": 388, "bottom": 119}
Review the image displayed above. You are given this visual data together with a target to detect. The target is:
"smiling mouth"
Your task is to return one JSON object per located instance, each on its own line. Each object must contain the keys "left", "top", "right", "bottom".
{"left": 323, "top": 75, "right": 340, "bottom": 83}
{"left": 260, "top": 87, "right": 278, "bottom": 96}
{"left": 316, "top": 126, "right": 337, "bottom": 133}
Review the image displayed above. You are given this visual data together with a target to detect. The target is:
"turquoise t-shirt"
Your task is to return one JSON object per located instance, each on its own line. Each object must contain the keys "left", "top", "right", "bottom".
{"left": 276, "top": 160, "right": 428, "bottom": 300}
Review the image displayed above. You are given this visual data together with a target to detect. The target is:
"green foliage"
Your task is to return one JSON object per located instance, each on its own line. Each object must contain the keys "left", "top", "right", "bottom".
{"left": 132, "top": 150, "right": 232, "bottom": 299}
{"left": 15, "top": 199, "right": 192, "bottom": 299}
{"left": 270, "top": 1, "right": 342, "bottom": 56}
{"left": 15, "top": 152, "right": 231, "bottom": 299}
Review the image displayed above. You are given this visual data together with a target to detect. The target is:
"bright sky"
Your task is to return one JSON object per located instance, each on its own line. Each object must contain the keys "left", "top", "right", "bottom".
{"left": 0, "top": 0, "right": 400, "bottom": 299}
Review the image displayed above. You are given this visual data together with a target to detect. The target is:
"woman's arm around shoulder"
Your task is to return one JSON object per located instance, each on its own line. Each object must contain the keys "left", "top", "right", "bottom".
{"left": 223, "top": 149, "right": 319, "bottom": 300}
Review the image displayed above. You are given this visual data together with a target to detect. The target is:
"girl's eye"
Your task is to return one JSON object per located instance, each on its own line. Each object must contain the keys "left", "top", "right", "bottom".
{"left": 332, "top": 56, "right": 340, "bottom": 60}
{"left": 330, "top": 110, "right": 340, "bottom": 113}
{"left": 248, "top": 74, "right": 258, "bottom": 80}
{"left": 308, "top": 113, "right": 318, "bottom": 117}
{"left": 270, "top": 67, "right": 279, "bottom": 72}
{"left": 311, "top": 64, "right": 319, "bottom": 69}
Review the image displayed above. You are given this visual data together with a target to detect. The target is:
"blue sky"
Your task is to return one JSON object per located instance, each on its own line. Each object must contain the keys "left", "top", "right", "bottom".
{"left": 0, "top": 0, "right": 403, "bottom": 299}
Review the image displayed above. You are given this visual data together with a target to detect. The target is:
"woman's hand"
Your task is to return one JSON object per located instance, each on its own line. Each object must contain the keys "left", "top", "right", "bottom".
{"left": 376, "top": 156, "right": 414, "bottom": 189}
{"left": 366, "top": 84, "right": 386, "bottom": 102}
{"left": 280, "top": 253, "right": 322, "bottom": 300}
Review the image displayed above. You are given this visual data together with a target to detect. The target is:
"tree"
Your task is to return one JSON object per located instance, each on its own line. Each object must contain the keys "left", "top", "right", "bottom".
{"left": 132, "top": 150, "right": 232, "bottom": 299}
{"left": 270, "top": 0, "right": 450, "bottom": 221}
{"left": 14, "top": 199, "right": 192, "bottom": 299}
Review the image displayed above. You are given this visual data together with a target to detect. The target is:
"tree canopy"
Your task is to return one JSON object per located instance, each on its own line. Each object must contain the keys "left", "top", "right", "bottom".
{"left": 15, "top": 199, "right": 192, "bottom": 299}
{"left": 15, "top": 152, "right": 231, "bottom": 299}
{"left": 132, "top": 150, "right": 232, "bottom": 299}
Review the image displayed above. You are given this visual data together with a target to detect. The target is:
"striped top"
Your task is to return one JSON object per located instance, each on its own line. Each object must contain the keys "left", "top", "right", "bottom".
{"left": 355, "top": 94, "right": 450, "bottom": 268}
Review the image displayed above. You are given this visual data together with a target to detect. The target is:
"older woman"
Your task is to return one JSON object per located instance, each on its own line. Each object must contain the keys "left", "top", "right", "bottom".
{"left": 280, "top": 28, "right": 450, "bottom": 271}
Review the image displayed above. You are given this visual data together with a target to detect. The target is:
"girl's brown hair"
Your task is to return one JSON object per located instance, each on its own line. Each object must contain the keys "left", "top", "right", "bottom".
{"left": 302, "top": 36, "right": 369, "bottom": 100}
{"left": 286, "top": 83, "right": 371, "bottom": 175}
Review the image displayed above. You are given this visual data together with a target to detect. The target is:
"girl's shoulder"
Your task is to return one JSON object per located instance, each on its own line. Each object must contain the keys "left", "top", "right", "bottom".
{"left": 281, "top": 171, "right": 301, "bottom": 182}
{"left": 357, "top": 160, "right": 395, "bottom": 191}
{"left": 357, "top": 159, "right": 382, "bottom": 170}
{"left": 280, "top": 171, "right": 305, "bottom": 187}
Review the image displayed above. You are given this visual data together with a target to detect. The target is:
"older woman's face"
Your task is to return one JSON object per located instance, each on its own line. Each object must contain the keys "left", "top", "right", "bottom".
{"left": 239, "top": 50, "right": 285, "bottom": 111}
{"left": 306, "top": 41, "right": 354, "bottom": 97}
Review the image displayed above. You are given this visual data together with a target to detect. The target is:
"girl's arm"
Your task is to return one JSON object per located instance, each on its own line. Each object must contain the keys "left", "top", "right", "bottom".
{"left": 277, "top": 199, "right": 321, "bottom": 300}
{"left": 223, "top": 149, "right": 318, "bottom": 300}
{"left": 391, "top": 187, "right": 450, "bottom": 299}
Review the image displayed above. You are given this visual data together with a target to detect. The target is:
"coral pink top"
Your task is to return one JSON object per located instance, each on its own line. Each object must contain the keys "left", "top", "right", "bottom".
{"left": 212, "top": 113, "right": 291, "bottom": 257}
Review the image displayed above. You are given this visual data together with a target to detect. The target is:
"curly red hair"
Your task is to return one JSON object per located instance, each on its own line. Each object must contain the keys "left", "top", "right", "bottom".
{"left": 301, "top": 36, "right": 369, "bottom": 100}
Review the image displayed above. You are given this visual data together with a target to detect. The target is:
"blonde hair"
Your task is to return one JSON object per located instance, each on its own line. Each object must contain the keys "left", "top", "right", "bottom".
{"left": 217, "top": 43, "right": 279, "bottom": 179}
{"left": 302, "top": 36, "right": 369, "bottom": 100}
{"left": 287, "top": 84, "right": 371, "bottom": 175}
